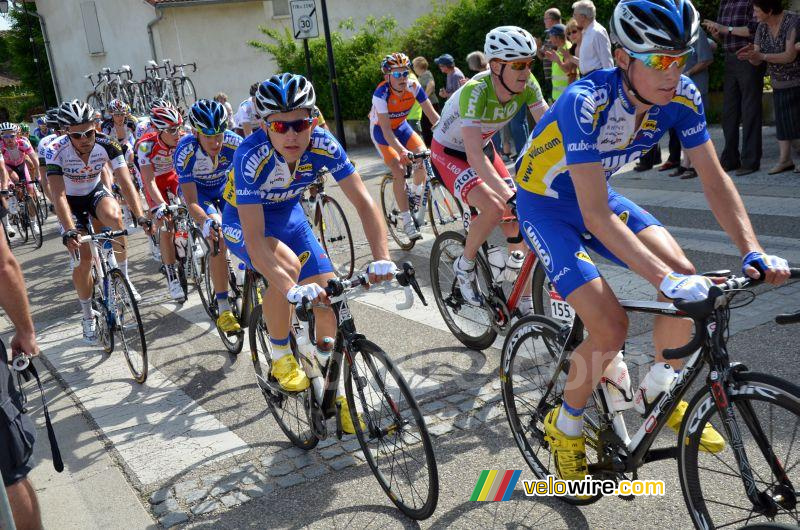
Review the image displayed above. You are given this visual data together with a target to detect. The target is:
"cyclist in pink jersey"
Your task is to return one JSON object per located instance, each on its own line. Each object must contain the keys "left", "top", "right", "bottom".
{"left": 0, "top": 123, "right": 37, "bottom": 194}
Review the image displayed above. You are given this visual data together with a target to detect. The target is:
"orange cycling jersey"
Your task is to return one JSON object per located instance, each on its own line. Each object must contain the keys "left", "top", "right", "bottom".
{"left": 369, "top": 79, "right": 428, "bottom": 129}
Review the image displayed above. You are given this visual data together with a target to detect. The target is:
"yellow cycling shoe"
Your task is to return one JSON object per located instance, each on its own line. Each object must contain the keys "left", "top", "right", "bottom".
{"left": 543, "top": 406, "right": 590, "bottom": 493}
{"left": 216, "top": 310, "right": 241, "bottom": 334}
{"left": 667, "top": 400, "right": 725, "bottom": 453}
{"left": 336, "top": 396, "right": 366, "bottom": 435}
{"left": 271, "top": 355, "right": 310, "bottom": 392}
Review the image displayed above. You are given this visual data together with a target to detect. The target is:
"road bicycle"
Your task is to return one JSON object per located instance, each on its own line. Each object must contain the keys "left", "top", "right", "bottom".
{"left": 1, "top": 181, "right": 43, "bottom": 249}
{"left": 300, "top": 169, "right": 355, "bottom": 279}
{"left": 160, "top": 202, "right": 207, "bottom": 304}
{"left": 85, "top": 68, "right": 111, "bottom": 111}
{"left": 143, "top": 60, "right": 174, "bottom": 108}
{"left": 500, "top": 267, "right": 800, "bottom": 528}
{"left": 380, "top": 151, "right": 463, "bottom": 250}
{"left": 79, "top": 225, "right": 148, "bottom": 383}
{"left": 248, "top": 263, "right": 439, "bottom": 519}
{"left": 164, "top": 59, "right": 197, "bottom": 108}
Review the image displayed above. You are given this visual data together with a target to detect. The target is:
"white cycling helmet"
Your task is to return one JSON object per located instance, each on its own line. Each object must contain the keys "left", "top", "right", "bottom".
{"left": 254, "top": 73, "right": 316, "bottom": 118}
{"left": 57, "top": 99, "right": 95, "bottom": 126}
{"left": 484, "top": 26, "right": 537, "bottom": 61}
{"left": 0, "top": 122, "right": 16, "bottom": 132}
{"left": 610, "top": 0, "right": 700, "bottom": 53}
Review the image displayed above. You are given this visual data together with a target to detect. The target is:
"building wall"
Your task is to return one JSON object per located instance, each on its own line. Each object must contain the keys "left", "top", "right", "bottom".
{"left": 34, "top": 0, "right": 446, "bottom": 109}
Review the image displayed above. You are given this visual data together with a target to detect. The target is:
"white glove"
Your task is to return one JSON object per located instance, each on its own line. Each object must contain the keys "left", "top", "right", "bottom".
{"left": 659, "top": 272, "right": 713, "bottom": 302}
{"left": 741, "top": 251, "right": 789, "bottom": 277}
{"left": 368, "top": 260, "right": 397, "bottom": 278}
{"left": 151, "top": 203, "right": 167, "bottom": 220}
{"left": 286, "top": 283, "right": 326, "bottom": 304}
{"left": 202, "top": 217, "right": 217, "bottom": 238}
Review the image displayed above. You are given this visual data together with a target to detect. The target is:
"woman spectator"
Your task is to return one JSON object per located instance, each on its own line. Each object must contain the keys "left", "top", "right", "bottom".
{"left": 737, "top": 0, "right": 799, "bottom": 174}
{"left": 412, "top": 56, "right": 439, "bottom": 146}
{"left": 565, "top": 18, "right": 582, "bottom": 80}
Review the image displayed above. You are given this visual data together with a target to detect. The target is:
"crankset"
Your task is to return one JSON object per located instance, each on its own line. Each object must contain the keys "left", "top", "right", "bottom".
{"left": 594, "top": 427, "right": 637, "bottom": 501}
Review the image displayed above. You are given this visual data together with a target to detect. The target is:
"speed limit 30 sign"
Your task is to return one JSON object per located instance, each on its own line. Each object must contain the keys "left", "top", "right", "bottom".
{"left": 290, "top": 0, "right": 319, "bottom": 39}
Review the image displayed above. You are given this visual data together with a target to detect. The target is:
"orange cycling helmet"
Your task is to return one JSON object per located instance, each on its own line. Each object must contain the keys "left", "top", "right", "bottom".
{"left": 381, "top": 52, "right": 410, "bottom": 73}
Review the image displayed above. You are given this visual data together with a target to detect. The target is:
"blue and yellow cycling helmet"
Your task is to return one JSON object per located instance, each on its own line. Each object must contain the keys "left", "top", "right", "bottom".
{"left": 189, "top": 99, "right": 228, "bottom": 135}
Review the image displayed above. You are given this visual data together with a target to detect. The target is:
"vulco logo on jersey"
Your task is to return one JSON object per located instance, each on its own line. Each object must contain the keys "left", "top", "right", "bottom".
{"left": 567, "top": 140, "right": 595, "bottom": 153}
{"left": 575, "top": 87, "right": 609, "bottom": 135}
{"left": 310, "top": 136, "right": 338, "bottom": 157}
{"left": 680, "top": 122, "right": 706, "bottom": 138}
{"left": 601, "top": 150, "right": 642, "bottom": 170}
{"left": 223, "top": 225, "right": 242, "bottom": 243}
{"left": 262, "top": 188, "right": 304, "bottom": 202}
{"left": 243, "top": 144, "right": 273, "bottom": 185}
{"left": 174, "top": 145, "right": 193, "bottom": 170}
{"left": 523, "top": 221, "right": 553, "bottom": 272}
{"left": 674, "top": 80, "right": 703, "bottom": 113}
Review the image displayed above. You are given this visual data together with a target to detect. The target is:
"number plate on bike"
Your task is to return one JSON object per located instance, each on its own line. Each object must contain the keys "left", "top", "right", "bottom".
{"left": 549, "top": 289, "right": 575, "bottom": 323}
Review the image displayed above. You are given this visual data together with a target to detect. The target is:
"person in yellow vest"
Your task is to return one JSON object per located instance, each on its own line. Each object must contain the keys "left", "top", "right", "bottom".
{"left": 407, "top": 72, "right": 423, "bottom": 135}
{"left": 543, "top": 24, "right": 574, "bottom": 102}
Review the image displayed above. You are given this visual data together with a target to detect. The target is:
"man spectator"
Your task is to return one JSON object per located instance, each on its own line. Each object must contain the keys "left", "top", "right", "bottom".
{"left": 0, "top": 207, "right": 42, "bottom": 530}
{"left": 233, "top": 83, "right": 261, "bottom": 137}
{"left": 537, "top": 8, "right": 563, "bottom": 102}
{"left": 544, "top": 23, "right": 575, "bottom": 101}
{"left": 435, "top": 54, "right": 466, "bottom": 100}
{"left": 572, "top": 0, "right": 613, "bottom": 76}
{"left": 703, "top": 0, "right": 765, "bottom": 175}
{"left": 412, "top": 56, "right": 439, "bottom": 146}
{"left": 466, "top": 51, "right": 488, "bottom": 73}
{"left": 214, "top": 92, "right": 235, "bottom": 129}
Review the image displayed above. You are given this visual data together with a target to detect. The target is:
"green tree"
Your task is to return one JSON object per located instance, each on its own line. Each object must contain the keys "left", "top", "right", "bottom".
{"left": 0, "top": 3, "right": 55, "bottom": 117}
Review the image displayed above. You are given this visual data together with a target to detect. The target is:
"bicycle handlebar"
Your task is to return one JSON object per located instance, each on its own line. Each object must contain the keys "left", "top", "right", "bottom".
{"left": 662, "top": 267, "right": 800, "bottom": 360}
{"left": 76, "top": 229, "right": 129, "bottom": 244}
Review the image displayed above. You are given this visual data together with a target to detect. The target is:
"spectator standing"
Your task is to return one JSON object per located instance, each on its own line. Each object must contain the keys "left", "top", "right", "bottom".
{"left": 737, "top": 0, "right": 799, "bottom": 174}
{"left": 214, "top": 92, "right": 235, "bottom": 129}
{"left": 544, "top": 24, "right": 574, "bottom": 101}
{"left": 435, "top": 54, "right": 466, "bottom": 100}
{"left": 537, "top": 8, "right": 563, "bottom": 102}
{"left": 466, "top": 50, "right": 488, "bottom": 73}
{"left": 703, "top": 0, "right": 765, "bottom": 175}
{"left": 565, "top": 18, "right": 582, "bottom": 79}
{"left": 661, "top": 28, "right": 716, "bottom": 178}
{"left": 407, "top": 71, "right": 424, "bottom": 135}
{"left": 0, "top": 211, "right": 42, "bottom": 530}
{"left": 412, "top": 56, "right": 439, "bottom": 146}
{"left": 572, "top": 0, "right": 613, "bottom": 76}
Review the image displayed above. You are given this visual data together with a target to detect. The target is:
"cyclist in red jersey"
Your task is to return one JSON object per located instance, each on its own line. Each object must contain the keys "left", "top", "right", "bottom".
{"left": 136, "top": 106, "right": 186, "bottom": 302}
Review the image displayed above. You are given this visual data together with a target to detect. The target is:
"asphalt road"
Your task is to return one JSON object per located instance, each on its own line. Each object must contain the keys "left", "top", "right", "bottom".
{"left": 3, "top": 125, "right": 800, "bottom": 530}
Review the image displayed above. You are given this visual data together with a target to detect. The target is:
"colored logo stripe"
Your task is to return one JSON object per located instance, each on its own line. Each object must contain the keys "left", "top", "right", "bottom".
{"left": 470, "top": 470, "right": 521, "bottom": 501}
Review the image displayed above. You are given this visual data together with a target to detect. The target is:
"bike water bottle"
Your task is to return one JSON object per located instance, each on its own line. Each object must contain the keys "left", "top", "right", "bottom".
{"left": 102, "top": 238, "right": 118, "bottom": 269}
{"left": 634, "top": 363, "right": 676, "bottom": 415}
{"left": 8, "top": 195, "right": 18, "bottom": 215}
{"left": 503, "top": 250, "right": 525, "bottom": 283}
{"left": 297, "top": 333, "right": 323, "bottom": 402}
{"left": 175, "top": 230, "right": 188, "bottom": 259}
{"left": 601, "top": 351, "right": 634, "bottom": 412}
{"left": 486, "top": 246, "right": 508, "bottom": 282}
{"left": 315, "top": 336, "right": 334, "bottom": 369}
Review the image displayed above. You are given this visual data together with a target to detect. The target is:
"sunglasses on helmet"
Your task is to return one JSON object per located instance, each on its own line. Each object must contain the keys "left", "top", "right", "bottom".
{"left": 266, "top": 117, "right": 315, "bottom": 134}
{"left": 628, "top": 49, "right": 691, "bottom": 71}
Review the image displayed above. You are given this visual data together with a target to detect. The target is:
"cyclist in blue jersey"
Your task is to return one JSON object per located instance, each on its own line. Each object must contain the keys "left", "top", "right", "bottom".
{"left": 514, "top": 0, "right": 790, "bottom": 485}
{"left": 175, "top": 99, "right": 242, "bottom": 333}
{"left": 220, "top": 74, "right": 394, "bottom": 432}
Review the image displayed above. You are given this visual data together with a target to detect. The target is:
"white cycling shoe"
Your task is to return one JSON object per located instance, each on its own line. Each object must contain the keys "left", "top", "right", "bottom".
{"left": 403, "top": 218, "right": 422, "bottom": 241}
{"left": 453, "top": 255, "right": 482, "bottom": 306}
{"left": 168, "top": 278, "right": 185, "bottom": 302}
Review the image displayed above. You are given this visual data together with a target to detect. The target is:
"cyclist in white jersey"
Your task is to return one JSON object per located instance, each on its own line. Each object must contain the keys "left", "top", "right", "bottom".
{"left": 235, "top": 83, "right": 261, "bottom": 137}
{"left": 46, "top": 100, "right": 149, "bottom": 343}
{"left": 36, "top": 109, "right": 62, "bottom": 209}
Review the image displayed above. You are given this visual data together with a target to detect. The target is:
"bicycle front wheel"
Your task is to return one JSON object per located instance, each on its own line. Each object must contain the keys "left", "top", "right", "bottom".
{"left": 248, "top": 309, "right": 318, "bottom": 449}
{"left": 380, "top": 174, "right": 415, "bottom": 250}
{"left": 26, "top": 196, "right": 43, "bottom": 249}
{"left": 430, "top": 230, "right": 497, "bottom": 350}
{"left": 212, "top": 259, "right": 244, "bottom": 355}
{"left": 427, "top": 179, "right": 463, "bottom": 238}
{"left": 679, "top": 371, "right": 800, "bottom": 529}
{"left": 180, "top": 78, "right": 197, "bottom": 106}
{"left": 317, "top": 195, "right": 355, "bottom": 279}
{"left": 345, "top": 338, "right": 439, "bottom": 520}
{"left": 110, "top": 269, "right": 148, "bottom": 383}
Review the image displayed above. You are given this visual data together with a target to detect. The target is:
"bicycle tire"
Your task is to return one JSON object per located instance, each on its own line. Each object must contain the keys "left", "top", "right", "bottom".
{"left": 427, "top": 178, "right": 464, "bottom": 238}
{"left": 15, "top": 209, "right": 28, "bottom": 244}
{"left": 247, "top": 309, "right": 318, "bottom": 449}
{"left": 35, "top": 182, "right": 48, "bottom": 220}
{"left": 92, "top": 288, "right": 114, "bottom": 354}
{"left": 430, "top": 230, "right": 497, "bottom": 350}
{"left": 344, "top": 338, "right": 439, "bottom": 520}
{"left": 25, "top": 197, "right": 43, "bottom": 249}
{"left": 190, "top": 229, "right": 214, "bottom": 319}
{"left": 215, "top": 262, "right": 244, "bottom": 355}
{"left": 500, "top": 314, "right": 603, "bottom": 505}
{"left": 317, "top": 195, "right": 355, "bottom": 279}
{"left": 380, "top": 174, "right": 415, "bottom": 250}
{"left": 180, "top": 77, "right": 197, "bottom": 106}
{"left": 532, "top": 261, "right": 585, "bottom": 336}
{"left": 679, "top": 371, "right": 800, "bottom": 529}
{"left": 110, "top": 269, "right": 148, "bottom": 383}
{"left": 87, "top": 92, "right": 103, "bottom": 112}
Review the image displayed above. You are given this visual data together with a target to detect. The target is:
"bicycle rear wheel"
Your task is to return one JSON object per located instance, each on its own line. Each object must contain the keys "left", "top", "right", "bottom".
{"left": 110, "top": 269, "right": 148, "bottom": 383}
{"left": 500, "top": 314, "right": 602, "bottom": 505}
{"left": 345, "top": 338, "right": 439, "bottom": 520}
{"left": 92, "top": 287, "right": 114, "bottom": 354}
{"left": 13, "top": 210, "right": 28, "bottom": 244}
{"left": 380, "top": 174, "right": 415, "bottom": 250}
{"left": 248, "top": 309, "right": 318, "bottom": 449}
{"left": 430, "top": 231, "right": 497, "bottom": 350}
{"left": 679, "top": 371, "right": 800, "bottom": 529}
{"left": 317, "top": 195, "right": 355, "bottom": 279}
{"left": 181, "top": 78, "right": 197, "bottom": 106}
{"left": 427, "top": 179, "right": 463, "bottom": 238}
{"left": 26, "top": 197, "right": 43, "bottom": 249}
{"left": 35, "top": 182, "right": 48, "bottom": 220}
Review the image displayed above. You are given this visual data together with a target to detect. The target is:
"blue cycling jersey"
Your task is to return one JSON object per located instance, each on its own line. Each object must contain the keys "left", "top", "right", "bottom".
{"left": 515, "top": 68, "right": 710, "bottom": 201}
{"left": 174, "top": 129, "right": 242, "bottom": 190}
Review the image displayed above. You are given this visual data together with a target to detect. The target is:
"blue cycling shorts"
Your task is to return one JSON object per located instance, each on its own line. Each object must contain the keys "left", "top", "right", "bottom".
{"left": 195, "top": 184, "right": 226, "bottom": 217}
{"left": 517, "top": 187, "right": 662, "bottom": 299}
{"left": 220, "top": 202, "right": 334, "bottom": 282}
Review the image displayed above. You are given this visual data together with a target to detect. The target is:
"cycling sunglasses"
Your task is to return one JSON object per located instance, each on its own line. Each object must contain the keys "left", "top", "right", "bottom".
{"left": 197, "top": 127, "right": 227, "bottom": 137}
{"left": 390, "top": 70, "right": 410, "bottom": 79}
{"left": 266, "top": 117, "right": 315, "bottom": 134}
{"left": 498, "top": 59, "right": 534, "bottom": 71}
{"left": 628, "top": 49, "right": 691, "bottom": 71}
{"left": 1, "top": 134, "right": 16, "bottom": 139}
{"left": 68, "top": 129, "right": 96, "bottom": 139}
{"left": 162, "top": 126, "right": 182, "bottom": 135}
